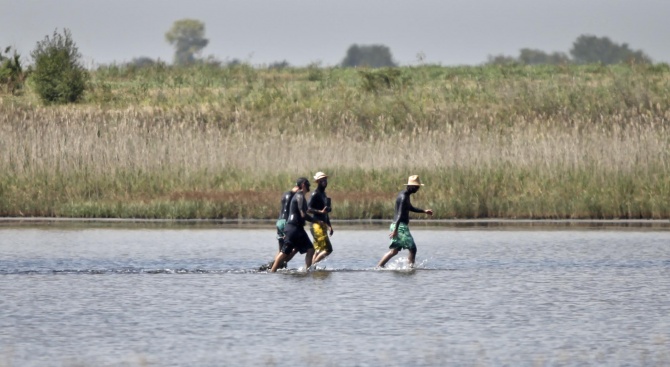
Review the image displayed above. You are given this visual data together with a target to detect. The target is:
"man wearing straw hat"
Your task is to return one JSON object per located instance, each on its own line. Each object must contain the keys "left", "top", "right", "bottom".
{"left": 271, "top": 177, "right": 326, "bottom": 272}
{"left": 308, "top": 171, "right": 334, "bottom": 265}
{"left": 377, "top": 175, "right": 433, "bottom": 268}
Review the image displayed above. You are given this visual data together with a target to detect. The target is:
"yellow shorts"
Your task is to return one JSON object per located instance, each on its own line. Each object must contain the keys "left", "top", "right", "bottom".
{"left": 310, "top": 223, "right": 333, "bottom": 253}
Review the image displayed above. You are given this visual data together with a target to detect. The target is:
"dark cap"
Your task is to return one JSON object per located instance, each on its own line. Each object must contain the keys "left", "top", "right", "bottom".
{"left": 296, "top": 177, "right": 310, "bottom": 187}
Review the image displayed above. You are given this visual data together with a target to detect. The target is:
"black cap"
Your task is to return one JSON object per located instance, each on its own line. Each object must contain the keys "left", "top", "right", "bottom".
{"left": 296, "top": 177, "right": 310, "bottom": 187}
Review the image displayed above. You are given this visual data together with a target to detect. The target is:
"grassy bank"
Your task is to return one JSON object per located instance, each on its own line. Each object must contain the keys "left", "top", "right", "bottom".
{"left": 1, "top": 64, "right": 669, "bottom": 219}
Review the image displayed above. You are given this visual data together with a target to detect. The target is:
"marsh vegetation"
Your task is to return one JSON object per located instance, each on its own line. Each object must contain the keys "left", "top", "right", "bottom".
{"left": 1, "top": 63, "right": 668, "bottom": 219}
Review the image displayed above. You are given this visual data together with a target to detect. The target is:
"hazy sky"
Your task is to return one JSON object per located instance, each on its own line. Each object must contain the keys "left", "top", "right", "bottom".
{"left": 3, "top": 0, "right": 669, "bottom": 67}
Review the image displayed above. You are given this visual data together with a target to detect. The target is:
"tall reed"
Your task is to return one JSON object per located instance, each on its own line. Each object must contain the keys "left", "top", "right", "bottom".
{"left": 1, "top": 64, "right": 668, "bottom": 219}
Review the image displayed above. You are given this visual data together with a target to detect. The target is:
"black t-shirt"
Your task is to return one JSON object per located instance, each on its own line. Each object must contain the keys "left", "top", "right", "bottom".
{"left": 287, "top": 191, "right": 315, "bottom": 226}
{"left": 393, "top": 189, "right": 424, "bottom": 225}
{"left": 307, "top": 188, "right": 331, "bottom": 226}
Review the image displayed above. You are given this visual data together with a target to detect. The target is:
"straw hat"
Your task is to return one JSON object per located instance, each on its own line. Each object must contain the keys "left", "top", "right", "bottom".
{"left": 313, "top": 171, "right": 328, "bottom": 181}
{"left": 404, "top": 175, "right": 424, "bottom": 186}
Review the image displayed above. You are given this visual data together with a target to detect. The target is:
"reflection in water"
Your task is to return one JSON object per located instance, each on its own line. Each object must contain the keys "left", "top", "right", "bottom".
{"left": 390, "top": 269, "right": 418, "bottom": 278}
{"left": 308, "top": 269, "right": 332, "bottom": 280}
{"left": 1, "top": 227, "right": 669, "bottom": 366}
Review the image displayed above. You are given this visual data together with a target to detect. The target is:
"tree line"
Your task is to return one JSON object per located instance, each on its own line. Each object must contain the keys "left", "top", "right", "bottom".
{"left": 487, "top": 35, "right": 651, "bottom": 66}
{"left": 0, "top": 19, "right": 661, "bottom": 105}
{"left": 163, "top": 19, "right": 654, "bottom": 68}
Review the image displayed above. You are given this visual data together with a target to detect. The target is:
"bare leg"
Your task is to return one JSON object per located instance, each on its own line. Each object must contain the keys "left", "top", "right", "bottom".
{"left": 271, "top": 252, "right": 289, "bottom": 272}
{"left": 266, "top": 239, "right": 283, "bottom": 264}
{"left": 304, "top": 248, "right": 315, "bottom": 270}
{"left": 261, "top": 240, "right": 285, "bottom": 270}
{"left": 377, "top": 248, "right": 399, "bottom": 268}
{"left": 408, "top": 248, "right": 417, "bottom": 268}
{"left": 312, "top": 250, "right": 332, "bottom": 265}
{"left": 266, "top": 248, "right": 297, "bottom": 270}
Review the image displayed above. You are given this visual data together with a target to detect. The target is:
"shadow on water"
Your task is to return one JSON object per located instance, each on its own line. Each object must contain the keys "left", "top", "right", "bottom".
{"left": 280, "top": 269, "right": 334, "bottom": 280}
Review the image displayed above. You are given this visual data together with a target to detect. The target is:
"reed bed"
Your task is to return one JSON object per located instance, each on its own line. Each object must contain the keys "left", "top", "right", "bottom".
{"left": 1, "top": 64, "right": 668, "bottom": 219}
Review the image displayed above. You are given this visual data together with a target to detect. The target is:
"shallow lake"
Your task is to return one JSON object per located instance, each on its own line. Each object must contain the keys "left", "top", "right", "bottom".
{"left": 1, "top": 223, "right": 669, "bottom": 366}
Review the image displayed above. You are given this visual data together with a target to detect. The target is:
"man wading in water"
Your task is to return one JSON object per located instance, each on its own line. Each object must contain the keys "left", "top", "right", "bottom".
{"left": 308, "top": 172, "right": 334, "bottom": 266}
{"left": 271, "top": 178, "right": 325, "bottom": 272}
{"left": 377, "top": 175, "right": 433, "bottom": 268}
{"left": 259, "top": 183, "right": 300, "bottom": 271}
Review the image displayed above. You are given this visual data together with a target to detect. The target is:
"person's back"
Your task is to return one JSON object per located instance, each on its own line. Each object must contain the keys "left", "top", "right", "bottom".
{"left": 278, "top": 190, "right": 295, "bottom": 220}
{"left": 393, "top": 190, "right": 411, "bottom": 224}
{"left": 287, "top": 191, "right": 308, "bottom": 226}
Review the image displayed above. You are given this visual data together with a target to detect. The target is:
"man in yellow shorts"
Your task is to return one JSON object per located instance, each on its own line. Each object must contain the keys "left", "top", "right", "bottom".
{"left": 308, "top": 171, "right": 334, "bottom": 265}
{"left": 271, "top": 177, "right": 325, "bottom": 272}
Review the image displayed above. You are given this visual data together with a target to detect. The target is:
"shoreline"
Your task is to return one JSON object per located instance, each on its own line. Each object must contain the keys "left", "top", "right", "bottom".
{"left": 1, "top": 217, "right": 669, "bottom": 229}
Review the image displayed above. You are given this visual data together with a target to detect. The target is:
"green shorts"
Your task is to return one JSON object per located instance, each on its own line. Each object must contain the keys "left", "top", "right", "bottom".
{"left": 389, "top": 223, "right": 416, "bottom": 251}
{"left": 276, "top": 219, "right": 287, "bottom": 240}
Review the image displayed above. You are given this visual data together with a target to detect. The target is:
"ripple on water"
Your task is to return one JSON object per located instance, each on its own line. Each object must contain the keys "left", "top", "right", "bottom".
{"left": 1, "top": 227, "right": 669, "bottom": 366}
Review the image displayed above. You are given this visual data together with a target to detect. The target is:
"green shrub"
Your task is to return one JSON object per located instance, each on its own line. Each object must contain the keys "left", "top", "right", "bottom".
{"left": 358, "top": 68, "right": 406, "bottom": 93}
{"left": 30, "top": 29, "right": 88, "bottom": 104}
{"left": 0, "top": 46, "right": 26, "bottom": 95}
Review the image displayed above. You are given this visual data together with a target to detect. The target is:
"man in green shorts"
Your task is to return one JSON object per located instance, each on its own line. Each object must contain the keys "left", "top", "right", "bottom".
{"left": 271, "top": 177, "right": 325, "bottom": 272}
{"left": 276, "top": 185, "right": 300, "bottom": 251}
{"left": 259, "top": 183, "right": 299, "bottom": 271}
{"left": 377, "top": 175, "right": 433, "bottom": 268}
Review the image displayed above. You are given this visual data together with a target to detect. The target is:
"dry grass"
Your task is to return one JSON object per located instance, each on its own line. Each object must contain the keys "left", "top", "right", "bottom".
{"left": 1, "top": 64, "right": 668, "bottom": 219}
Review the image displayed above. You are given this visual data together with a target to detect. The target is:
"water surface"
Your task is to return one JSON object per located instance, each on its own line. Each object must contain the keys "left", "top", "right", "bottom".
{"left": 1, "top": 225, "right": 669, "bottom": 366}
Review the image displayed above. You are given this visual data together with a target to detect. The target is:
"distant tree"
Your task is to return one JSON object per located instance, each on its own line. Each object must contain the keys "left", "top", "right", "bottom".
{"left": 570, "top": 35, "right": 651, "bottom": 65}
{"left": 341, "top": 44, "right": 397, "bottom": 68}
{"left": 487, "top": 50, "right": 569, "bottom": 66}
{"left": 30, "top": 29, "right": 88, "bottom": 104}
{"left": 165, "top": 19, "right": 209, "bottom": 66}
{"left": 519, "top": 48, "right": 570, "bottom": 65}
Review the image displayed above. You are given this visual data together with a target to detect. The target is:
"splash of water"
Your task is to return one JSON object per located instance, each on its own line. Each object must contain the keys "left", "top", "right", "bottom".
{"left": 381, "top": 257, "right": 428, "bottom": 270}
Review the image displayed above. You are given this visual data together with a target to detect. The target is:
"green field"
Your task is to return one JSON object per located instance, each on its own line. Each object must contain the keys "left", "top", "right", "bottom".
{"left": 1, "top": 63, "right": 669, "bottom": 219}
